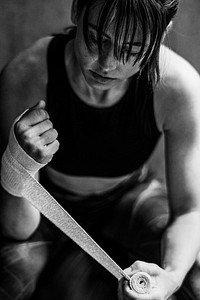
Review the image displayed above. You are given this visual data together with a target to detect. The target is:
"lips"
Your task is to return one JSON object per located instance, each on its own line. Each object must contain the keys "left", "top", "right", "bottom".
{"left": 89, "top": 70, "right": 116, "bottom": 81}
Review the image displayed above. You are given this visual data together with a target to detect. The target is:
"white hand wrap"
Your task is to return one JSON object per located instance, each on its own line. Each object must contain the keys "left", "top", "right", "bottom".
{"left": 1, "top": 114, "right": 46, "bottom": 197}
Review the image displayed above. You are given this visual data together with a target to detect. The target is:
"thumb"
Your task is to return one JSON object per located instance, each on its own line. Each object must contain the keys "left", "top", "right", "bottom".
{"left": 33, "top": 99, "right": 46, "bottom": 109}
{"left": 18, "top": 99, "right": 47, "bottom": 123}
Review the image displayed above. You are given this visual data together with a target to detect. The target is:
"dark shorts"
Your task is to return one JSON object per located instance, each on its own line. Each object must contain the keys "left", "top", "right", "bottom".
{"left": 0, "top": 168, "right": 200, "bottom": 300}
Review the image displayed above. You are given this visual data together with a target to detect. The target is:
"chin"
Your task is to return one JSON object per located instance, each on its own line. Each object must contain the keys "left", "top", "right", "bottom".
{"left": 88, "top": 81, "right": 114, "bottom": 90}
{"left": 85, "top": 74, "right": 117, "bottom": 90}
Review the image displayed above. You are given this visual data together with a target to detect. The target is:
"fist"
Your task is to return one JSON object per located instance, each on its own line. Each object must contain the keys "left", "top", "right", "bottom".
{"left": 14, "top": 100, "right": 59, "bottom": 164}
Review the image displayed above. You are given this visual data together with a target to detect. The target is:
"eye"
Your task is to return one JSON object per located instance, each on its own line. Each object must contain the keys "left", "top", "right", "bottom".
{"left": 129, "top": 52, "right": 139, "bottom": 57}
{"left": 123, "top": 50, "right": 139, "bottom": 60}
{"left": 88, "top": 31, "right": 98, "bottom": 44}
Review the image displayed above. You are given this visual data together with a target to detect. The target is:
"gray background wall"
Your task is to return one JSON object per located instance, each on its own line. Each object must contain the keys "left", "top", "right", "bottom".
{"left": 0, "top": 0, "right": 72, "bottom": 70}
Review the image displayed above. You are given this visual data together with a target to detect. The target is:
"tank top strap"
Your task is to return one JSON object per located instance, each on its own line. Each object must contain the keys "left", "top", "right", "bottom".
{"left": 46, "top": 30, "right": 76, "bottom": 123}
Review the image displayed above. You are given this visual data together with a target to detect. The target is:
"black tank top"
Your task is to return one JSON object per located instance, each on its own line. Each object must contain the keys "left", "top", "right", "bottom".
{"left": 46, "top": 31, "right": 161, "bottom": 177}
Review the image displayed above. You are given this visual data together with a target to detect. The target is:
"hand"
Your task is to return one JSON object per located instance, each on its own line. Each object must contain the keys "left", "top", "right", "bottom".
{"left": 118, "top": 261, "right": 179, "bottom": 300}
{"left": 14, "top": 100, "right": 59, "bottom": 164}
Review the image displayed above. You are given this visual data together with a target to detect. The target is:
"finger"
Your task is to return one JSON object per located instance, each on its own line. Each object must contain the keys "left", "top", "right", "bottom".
{"left": 130, "top": 261, "right": 160, "bottom": 276}
{"left": 40, "top": 128, "right": 58, "bottom": 146}
{"left": 30, "top": 99, "right": 46, "bottom": 110}
{"left": 123, "top": 266, "right": 133, "bottom": 277}
{"left": 33, "top": 140, "right": 60, "bottom": 164}
{"left": 124, "top": 279, "right": 158, "bottom": 300}
{"left": 123, "top": 280, "right": 145, "bottom": 300}
{"left": 18, "top": 100, "right": 49, "bottom": 128}
{"left": 118, "top": 278, "right": 130, "bottom": 300}
{"left": 118, "top": 278, "right": 124, "bottom": 297}
{"left": 23, "top": 108, "right": 49, "bottom": 127}
{"left": 35, "top": 99, "right": 46, "bottom": 109}
{"left": 26, "top": 119, "right": 53, "bottom": 137}
{"left": 45, "top": 139, "right": 60, "bottom": 156}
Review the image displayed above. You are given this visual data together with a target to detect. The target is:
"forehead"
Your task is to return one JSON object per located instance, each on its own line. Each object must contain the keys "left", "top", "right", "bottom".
{"left": 86, "top": 0, "right": 144, "bottom": 42}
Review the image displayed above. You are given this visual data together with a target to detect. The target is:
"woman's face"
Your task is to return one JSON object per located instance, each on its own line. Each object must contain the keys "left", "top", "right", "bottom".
{"left": 74, "top": 1, "right": 148, "bottom": 90}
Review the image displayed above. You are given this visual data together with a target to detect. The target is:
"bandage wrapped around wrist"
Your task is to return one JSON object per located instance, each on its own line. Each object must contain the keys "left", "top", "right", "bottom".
{"left": 1, "top": 114, "right": 46, "bottom": 197}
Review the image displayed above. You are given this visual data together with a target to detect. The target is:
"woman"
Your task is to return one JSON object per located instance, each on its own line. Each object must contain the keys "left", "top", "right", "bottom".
{"left": 1, "top": 0, "right": 200, "bottom": 299}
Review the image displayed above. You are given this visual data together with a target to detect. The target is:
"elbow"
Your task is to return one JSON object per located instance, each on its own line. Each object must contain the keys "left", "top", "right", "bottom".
{"left": 0, "top": 215, "right": 41, "bottom": 241}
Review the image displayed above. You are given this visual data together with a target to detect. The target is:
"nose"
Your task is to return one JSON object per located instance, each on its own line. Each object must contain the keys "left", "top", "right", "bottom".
{"left": 97, "top": 47, "right": 118, "bottom": 73}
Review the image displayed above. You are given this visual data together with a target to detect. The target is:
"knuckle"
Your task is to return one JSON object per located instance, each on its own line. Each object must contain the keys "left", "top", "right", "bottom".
{"left": 133, "top": 260, "right": 143, "bottom": 269}
{"left": 23, "top": 129, "right": 33, "bottom": 141}
{"left": 35, "top": 145, "right": 46, "bottom": 161}
{"left": 24, "top": 141, "right": 35, "bottom": 154}
{"left": 14, "top": 121, "right": 25, "bottom": 135}
{"left": 20, "top": 131, "right": 36, "bottom": 148}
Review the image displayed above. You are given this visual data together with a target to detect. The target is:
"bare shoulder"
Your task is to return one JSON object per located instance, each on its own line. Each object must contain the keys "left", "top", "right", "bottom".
{"left": 0, "top": 36, "right": 53, "bottom": 110}
{"left": 154, "top": 45, "right": 200, "bottom": 132}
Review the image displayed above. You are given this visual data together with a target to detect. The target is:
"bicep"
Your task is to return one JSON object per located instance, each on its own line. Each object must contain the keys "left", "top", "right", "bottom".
{"left": 0, "top": 52, "right": 47, "bottom": 155}
{"left": 165, "top": 129, "right": 200, "bottom": 215}
{"left": 164, "top": 92, "right": 200, "bottom": 216}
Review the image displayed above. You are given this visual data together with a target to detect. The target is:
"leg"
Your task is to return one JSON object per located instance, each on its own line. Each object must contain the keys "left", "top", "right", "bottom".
{"left": 0, "top": 218, "right": 57, "bottom": 300}
{"left": 101, "top": 178, "right": 169, "bottom": 266}
{"left": 33, "top": 240, "right": 118, "bottom": 300}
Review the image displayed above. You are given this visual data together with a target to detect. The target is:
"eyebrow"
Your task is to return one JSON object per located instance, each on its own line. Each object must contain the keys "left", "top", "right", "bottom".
{"left": 88, "top": 23, "right": 111, "bottom": 39}
{"left": 88, "top": 23, "right": 143, "bottom": 47}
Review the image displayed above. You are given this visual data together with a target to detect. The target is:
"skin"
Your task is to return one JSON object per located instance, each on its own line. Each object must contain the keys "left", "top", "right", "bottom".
{"left": 1, "top": 0, "right": 200, "bottom": 299}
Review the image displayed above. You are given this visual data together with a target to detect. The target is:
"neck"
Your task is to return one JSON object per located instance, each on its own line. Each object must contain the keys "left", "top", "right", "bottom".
{"left": 65, "top": 40, "right": 129, "bottom": 107}
{"left": 78, "top": 71, "right": 129, "bottom": 106}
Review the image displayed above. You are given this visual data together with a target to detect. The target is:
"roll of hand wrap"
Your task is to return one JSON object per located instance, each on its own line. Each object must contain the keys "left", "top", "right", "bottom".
{"left": 130, "top": 272, "right": 154, "bottom": 294}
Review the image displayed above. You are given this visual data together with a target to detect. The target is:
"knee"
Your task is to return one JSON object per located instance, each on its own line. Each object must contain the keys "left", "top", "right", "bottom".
{"left": 134, "top": 201, "right": 169, "bottom": 237}
{"left": 0, "top": 215, "right": 41, "bottom": 241}
{"left": 1, "top": 241, "right": 50, "bottom": 275}
{"left": 134, "top": 184, "right": 169, "bottom": 236}
{"left": 147, "top": 213, "right": 169, "bottom": 234}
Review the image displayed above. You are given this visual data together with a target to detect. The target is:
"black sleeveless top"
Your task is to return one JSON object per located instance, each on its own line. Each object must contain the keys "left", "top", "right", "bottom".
{"left": 46, "top": 31, "right": 161, "bottom": 177}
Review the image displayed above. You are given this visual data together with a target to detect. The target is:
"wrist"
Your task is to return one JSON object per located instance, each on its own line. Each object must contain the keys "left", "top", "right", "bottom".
{"left": 163, "top": 267, "right": 185, "bottom": 293}
{"left": 1, "top": 113, "right": 46, "bottom": 197}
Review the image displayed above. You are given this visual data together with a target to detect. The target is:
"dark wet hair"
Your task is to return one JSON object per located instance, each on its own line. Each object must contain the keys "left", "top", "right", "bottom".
{"left": 75, "top": 0, "right": 179, "bottom": 83}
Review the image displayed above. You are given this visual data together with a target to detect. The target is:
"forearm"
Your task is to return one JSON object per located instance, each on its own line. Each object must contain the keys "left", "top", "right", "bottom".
{"left": 161, "top": 211, "right": 200, "bottom": 287}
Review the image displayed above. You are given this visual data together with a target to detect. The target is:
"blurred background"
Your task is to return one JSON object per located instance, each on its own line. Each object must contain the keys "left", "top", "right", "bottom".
{"left": 0, "top": 0, "right": 200, "bottom": 180}
{"left": 0, "top": 0, "right": 200, "bottom": 72}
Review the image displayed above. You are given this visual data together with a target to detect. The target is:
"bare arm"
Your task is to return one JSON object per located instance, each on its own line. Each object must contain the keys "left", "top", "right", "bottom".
{"left": 0, "top": 37, "right": 52, "bottom": 240}
{"left": 160, "top": 53, "right": 200, "bottom": 285}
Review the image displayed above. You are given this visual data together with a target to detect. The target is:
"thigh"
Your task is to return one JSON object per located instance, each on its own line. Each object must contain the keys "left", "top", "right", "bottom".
{"left": 32, "top": 238, "right": 119, "bottom": 300}
{"left": 101, "top": 179, "right": 169, "bottom": 266}
{"left": 0, "top": 217, "right": 58, "bottom": 300}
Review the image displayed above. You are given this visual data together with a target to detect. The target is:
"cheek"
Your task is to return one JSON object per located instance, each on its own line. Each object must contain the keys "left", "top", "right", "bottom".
{"left": 74, "top": 36, "right": 97, "bottom": 70}
{"left": 120, "top": 62, "right": 141, "bottom": 78}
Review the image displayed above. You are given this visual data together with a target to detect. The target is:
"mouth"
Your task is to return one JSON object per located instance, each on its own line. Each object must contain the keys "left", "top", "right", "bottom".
{"left": 89, "top": 70, "right": 117, "bottom": 82}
